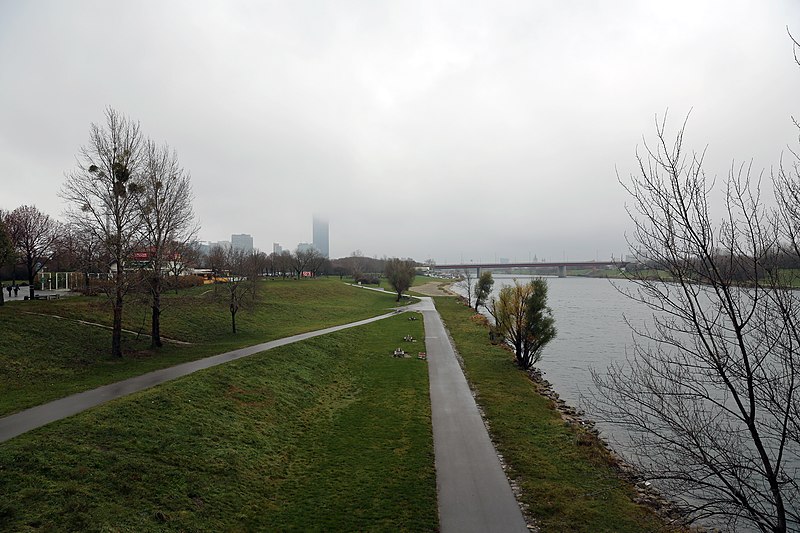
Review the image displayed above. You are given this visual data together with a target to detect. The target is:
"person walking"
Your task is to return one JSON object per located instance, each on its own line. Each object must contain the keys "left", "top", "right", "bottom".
{"left": 13, "top": 284, "right": 18, "bottom": 297}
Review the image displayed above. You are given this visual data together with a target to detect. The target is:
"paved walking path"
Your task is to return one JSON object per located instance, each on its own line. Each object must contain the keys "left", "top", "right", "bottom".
{"left": 0, "top": 311, "right": 398, "bottom": 444}
{"left": 412, "top": 297, "right": 529, "bottom": 533}
{"left": 2, "top": 291, "right": 529, "bottom": 531}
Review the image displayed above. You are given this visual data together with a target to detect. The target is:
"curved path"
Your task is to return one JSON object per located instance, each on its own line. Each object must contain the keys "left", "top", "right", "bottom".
{"left": 2, "top": 295, "right": 529, "bottom": 531}
{"left": 0, "top": 311, "right": 398, "bottom": 444}
{"left": 411, "top": 297, "right": 529, "bottom": 533}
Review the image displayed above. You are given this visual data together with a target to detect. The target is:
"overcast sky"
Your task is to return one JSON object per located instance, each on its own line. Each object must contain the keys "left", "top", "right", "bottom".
{"left": 2, "top": 1, "right": 799, "bottom": 262}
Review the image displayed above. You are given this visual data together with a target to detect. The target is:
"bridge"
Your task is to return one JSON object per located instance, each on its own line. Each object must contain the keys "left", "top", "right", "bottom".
{"left": 432, "top": 260, "right": 626, "bottom": 278}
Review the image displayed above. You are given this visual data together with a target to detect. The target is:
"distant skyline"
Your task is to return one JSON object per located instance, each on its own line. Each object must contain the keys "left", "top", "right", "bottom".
{"left": 2, "top": 1, "right": 799, "bottom": 262}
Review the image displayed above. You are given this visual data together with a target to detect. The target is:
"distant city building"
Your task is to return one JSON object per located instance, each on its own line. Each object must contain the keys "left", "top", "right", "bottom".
{"left": 196, "top": 240, "right": 231, "bottom": 255}
{"left": 273, "top": 242, "right": 283, "bottom": 255}
{"left": 297, "top": 242, "right": 315, "bottom": 254}
{"left": 312, "top": 215, "right": 329, "bottom": 258}
{"left": 499, "top": 257, "right": 510, "bottom": 264}
{"left": 231, "top": 234, "right": 253, "bottom": 253}
{"left": 194, "top": 241, "right": 211, "bottom": 257}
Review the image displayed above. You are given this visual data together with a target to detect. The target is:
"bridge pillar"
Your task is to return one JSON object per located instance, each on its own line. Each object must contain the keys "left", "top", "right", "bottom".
{"left": 558, "top": 265, "right": 567, "bottom": 278}
{"left": 476, "top": 266, "right": 481, "bottom": 278}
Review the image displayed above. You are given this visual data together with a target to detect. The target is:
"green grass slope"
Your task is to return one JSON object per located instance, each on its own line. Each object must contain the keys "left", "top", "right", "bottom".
{"left": 0, "top": 313, "right": 437, "bottom": 531}
{"left": 0, "top": 279, "right": 402, "bottom": 416}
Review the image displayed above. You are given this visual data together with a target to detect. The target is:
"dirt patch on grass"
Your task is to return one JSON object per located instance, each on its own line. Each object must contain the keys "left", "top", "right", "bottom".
{"left": 410, "top": 282, "right": 456, "bottom": 297}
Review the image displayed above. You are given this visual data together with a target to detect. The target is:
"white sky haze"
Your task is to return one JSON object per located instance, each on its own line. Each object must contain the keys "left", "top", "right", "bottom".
{"left": 1, "top": 1, "right": 799, "bottom": 261}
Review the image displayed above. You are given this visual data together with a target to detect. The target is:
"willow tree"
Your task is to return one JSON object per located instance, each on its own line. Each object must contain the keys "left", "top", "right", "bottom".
{"left": 61, "top": 107, "right": 144, "bottom": 357}
{"left": 488, "top": 278, "right": 556, "bottom": 370}
{"left": 473, "top": 270, "right": 495, "bottom": 311}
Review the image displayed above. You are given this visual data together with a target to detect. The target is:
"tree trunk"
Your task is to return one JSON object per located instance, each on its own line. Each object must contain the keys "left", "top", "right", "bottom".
{"left": 230, "top": 294, "right": 239, "bottom": 334}
{"left": 396, "top": 290, "right": 401, "bottom": 302}
{"left": 150, "top": 276, "right": 162, "bottom": 348}
{"left": 112, "top": 263, "right": 124, "bottom": 358}
{"left": 28, "top": 272, "right": 35, "bottom": 300}
{"left": 112, "top": 294, "right": 123, "bottom": 357}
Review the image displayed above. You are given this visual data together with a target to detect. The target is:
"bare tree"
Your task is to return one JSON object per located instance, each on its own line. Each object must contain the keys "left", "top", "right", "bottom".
{"left": 57, "top": 223, "right": 105, "bottom": 292}
{"left": 306, "top": 248, "right": 327, "bottom": 277}
{"left": 165, "top": 240, "right": 201, "bottom": 293}
{"left": 207, "top": 244, "right": 227, "bottom": 281}
{"left": 60, "top": 107, "right": 144, "bottom": 357}
{"left": 276, "top": 250, "right": 293, "bottom": 279}
{"left": 591, "top": 116, "right": 800, "bottom": 531}
{"left": 135, "top": 140, "right": 198, "bottom": 348}
{"left": 7, "top": 205, "right": 61, "bottom": 300}
{"left": 245, "top": 249, "right": 268, "bottom": 298}
{"left": 292, "top": 248, "right": 324, "bottom": 278}
{"left": 458, "top": 268, "right": 475, "bottom": 308}
{"left": 384, "top": 258, "right": 416, "bottom": 301}
{"left": 218, "top": 246, "right": 254, "bottom": 334}
{"left": 0, "top": 210, "right": 12, "bottom": 306}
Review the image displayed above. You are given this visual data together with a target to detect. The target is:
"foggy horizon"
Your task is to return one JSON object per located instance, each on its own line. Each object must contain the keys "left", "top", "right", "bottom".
{"left": 2, "top": 1, "right": 799, "bottom": 262}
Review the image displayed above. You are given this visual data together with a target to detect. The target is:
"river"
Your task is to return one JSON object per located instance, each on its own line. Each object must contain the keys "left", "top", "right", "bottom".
{"left": 449, "top": 274, "right": 644, "bottom": 415}
{"left": 448, "top": 273, "right": 798, "bottom": 531}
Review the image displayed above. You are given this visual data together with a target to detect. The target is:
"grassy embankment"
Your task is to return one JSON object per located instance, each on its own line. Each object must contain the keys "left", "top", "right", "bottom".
{"left": 0, "top": 312, "right": 437, "bottom": 531}
{"left": 434, "top": 296, "right": 679, "bottom": 533}
{"left": 0, "top": 278, "right": 405, "bottom": 416}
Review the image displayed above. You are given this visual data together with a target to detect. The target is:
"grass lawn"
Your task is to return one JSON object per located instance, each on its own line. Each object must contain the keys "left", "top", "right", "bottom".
{"left": 434, "top": 296, "right": 678, "bottom": 533}
{"left": 0, "top": 313, "right": 437, "bottom": 531}
{"left": 0, "top": 278, "right": 404, "bottom": 416}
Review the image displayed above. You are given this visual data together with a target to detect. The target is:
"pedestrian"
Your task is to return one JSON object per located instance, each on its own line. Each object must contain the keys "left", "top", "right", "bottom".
{"left": 13, "top": 285, "right": 18, "bottom": 297}
{"left": 5, "top": 285, "right": 10, "bottom": 298}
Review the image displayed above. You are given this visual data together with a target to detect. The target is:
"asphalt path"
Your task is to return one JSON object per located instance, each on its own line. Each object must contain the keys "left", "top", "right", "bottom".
{"left": 2, "top": 292, "right": 530, "bottom": 531}
{"left": 0, "top": 311, "right": 398, "bottom": 444}
{"left": 413, "top": 297, "right": 529, "bottom": 533}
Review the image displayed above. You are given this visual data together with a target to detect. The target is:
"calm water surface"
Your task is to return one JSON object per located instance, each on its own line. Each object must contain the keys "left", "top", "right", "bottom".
{"left": 451, "top": 274, "right": 798, "bottom": 531}
{"left": 452, "top": 274, "right": 646, "bottom": 414}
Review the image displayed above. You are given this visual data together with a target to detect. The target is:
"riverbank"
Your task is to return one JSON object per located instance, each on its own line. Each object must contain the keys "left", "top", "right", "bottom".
{"left": 434, "top": 295, "right": 685, "bottom": 531}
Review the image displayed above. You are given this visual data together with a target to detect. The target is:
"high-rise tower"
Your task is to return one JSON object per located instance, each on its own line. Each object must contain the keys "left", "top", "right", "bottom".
{"left": 312, "top": 216, "right": 329, "bottom": 258}
{"left": 231, "top": 234, "right": 253, "bottom": 253}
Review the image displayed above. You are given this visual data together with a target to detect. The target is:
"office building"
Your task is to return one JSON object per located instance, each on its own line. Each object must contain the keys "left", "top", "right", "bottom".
{"left": 273, "top": 242, "right": 283, "bottom": 255}
{"left": 312, "top": 216, "right": 329, "bottom": 258}
{"left": 231, "top": 234, "right": 254, "bottom": 254}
